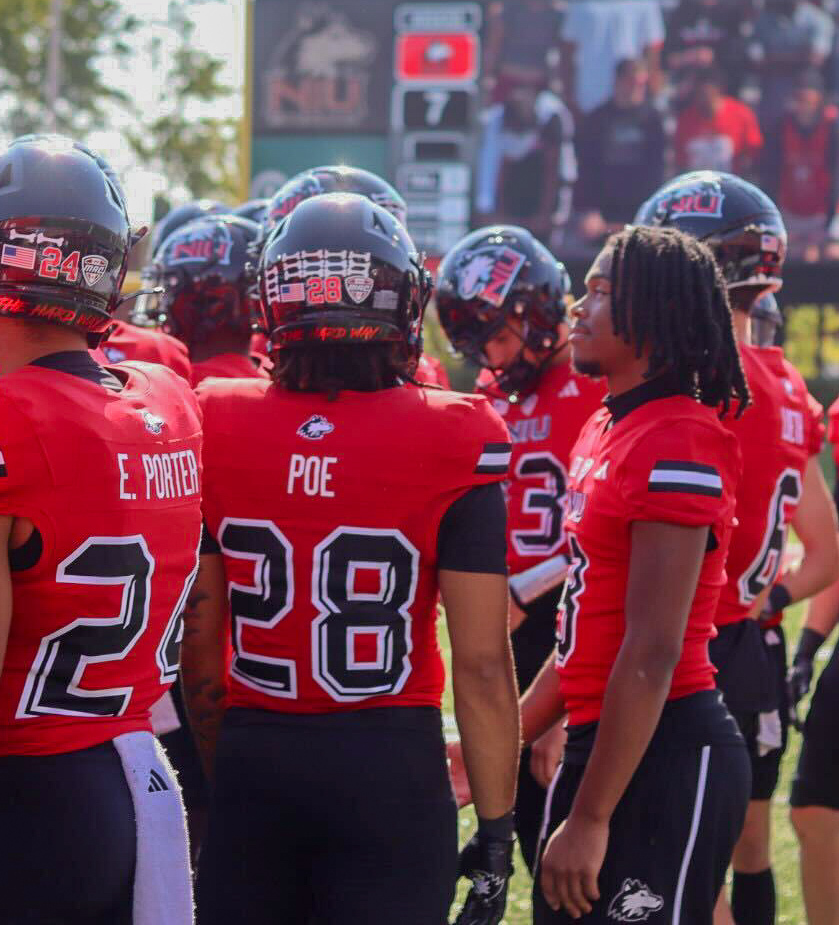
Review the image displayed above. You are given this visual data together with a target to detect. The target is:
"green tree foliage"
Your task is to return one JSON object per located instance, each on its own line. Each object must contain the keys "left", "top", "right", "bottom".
{"left": 0, "top": 0, "right": 237, "bottom": 200}
{"left": 0, "top": 0, "right": 139, "bottom": 136}
{"left": 127, "top": 1, "right": 239, "bottom": 201}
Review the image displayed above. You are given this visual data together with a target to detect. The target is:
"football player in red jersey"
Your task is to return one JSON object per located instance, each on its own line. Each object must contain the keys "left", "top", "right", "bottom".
{"left": 180, "top": 193, "right": 520, "bottom": 925}
{"left": 437, "top": 224, "right": 606, "bottom": 870}
{"left": 471, "top": 225, "right": 751, "bottom": 923}
{"left": 261, "top": 165, "right": 451, "bottom": 386}
{"left": 784, "top": 400, "right": 839, "bottom": 925}
{"left": 0, "top": 136, "right": 203, "bottom": 923}
{"left": 140, "top": 213, "right": 270, "bottom": 387}
{"left": 636, "top": 171, "right": 839, "bottom": 925}
{"left": 94, "top": 316, "right": 192, "bottom": 380}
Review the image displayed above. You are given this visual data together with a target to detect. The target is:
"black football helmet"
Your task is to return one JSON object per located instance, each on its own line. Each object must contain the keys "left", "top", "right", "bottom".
{"left": 143, "top": 214, "right": 261, "bottom": 348}
{"left": 133, "top": 199, "right": 231, "bottom": 327}
{"left": 232, "top": 198, "right": 269, "bottom": 225}
{"left": 149, "top": 199, "right": 228, "bottom": 256}
{"left": 436, "top": 225, "right": 571, "bottom": 396}
{"left": 634, "top": 171, "right": 787, "bottom": 303}
{"left": 263, "top": 165, "right": 408, "bottom": 238}
{"left": 258, "top": 192, "right": 428, "bottom": 356}
{"left": 750, "top": 292, "right": 783, "bottom": 347}
{"left": 0, "top": 135, "right": 134, "bottom": 334}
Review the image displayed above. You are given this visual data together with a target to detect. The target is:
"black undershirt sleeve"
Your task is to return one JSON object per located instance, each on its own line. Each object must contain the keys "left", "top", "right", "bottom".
{"left": 200, "top": 521, "right": 221, "bottom": 555}
{"left": 9, "top": 528, "right": 43, "bottom": 571}
{"left": 436, "top": 482, "right": 508, "bottom": 575}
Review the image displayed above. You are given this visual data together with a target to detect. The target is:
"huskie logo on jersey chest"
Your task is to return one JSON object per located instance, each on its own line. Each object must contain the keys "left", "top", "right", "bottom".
{"left": 298, "top": 415, "right": 334, "bottom": 440}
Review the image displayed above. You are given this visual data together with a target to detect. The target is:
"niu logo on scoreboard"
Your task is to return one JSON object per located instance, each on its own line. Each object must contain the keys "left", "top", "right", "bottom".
{"left": 262, "top": 5, "right": 376, "bottom": 128}
{"left": 395, "top": 33, "right": 478, "bottom": 82}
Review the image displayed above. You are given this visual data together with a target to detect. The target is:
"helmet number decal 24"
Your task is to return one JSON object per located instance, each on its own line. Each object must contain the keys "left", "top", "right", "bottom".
{"left": 511, "top": 452, "right": 568, "bottom": 558}
{"left": 737, "top": 467, "right": 802, "bottom": 605}
{"left": 218, "top": 519, "right": 418, "bottom": 702}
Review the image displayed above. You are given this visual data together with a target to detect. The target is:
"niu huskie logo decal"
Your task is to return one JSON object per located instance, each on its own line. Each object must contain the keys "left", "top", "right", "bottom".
{"left": 297, "top": 414, "right": 334, "bottom": 440}
{"left": 608, "top": 879, "right": 664, "bottom": 922}
{"left": 651, "top": 175, "right": 725, "bottom": 222}
{"left": 454, "top": 245, "right": 526, "bottom": 307}
{"left": 166, "top": 221, "right": 233, "bottom": 267}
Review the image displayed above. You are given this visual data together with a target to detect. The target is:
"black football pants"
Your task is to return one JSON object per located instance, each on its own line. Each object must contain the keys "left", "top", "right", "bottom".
{"left": 196, "top": 705, "right": 458, "bottom": 925}
{"left": 0, "top": 742, "right": 134, "bottom": 924}
{"left": 512, "top": 586, "right": 563, "bottom": 872}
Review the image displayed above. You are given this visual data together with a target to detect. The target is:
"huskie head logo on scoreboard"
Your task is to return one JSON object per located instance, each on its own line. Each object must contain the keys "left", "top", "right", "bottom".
{"left": 454, "top": 245, "right": 526, "bottom": 307}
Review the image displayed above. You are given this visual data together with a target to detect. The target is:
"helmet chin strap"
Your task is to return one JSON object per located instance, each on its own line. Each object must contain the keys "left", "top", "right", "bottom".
{"left": 490, "top": 324, "right": 569, "bottom": 401}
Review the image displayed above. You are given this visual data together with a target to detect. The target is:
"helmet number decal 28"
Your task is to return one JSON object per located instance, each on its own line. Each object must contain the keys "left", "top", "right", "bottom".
{"left": 738, "top": 468, "right": 802, "bottom": 605}
{"left": 306, "top": 277, "right": 343, "bottom": 304}
{"left": 511, "top": 451, "right": 568, "bottom": 558}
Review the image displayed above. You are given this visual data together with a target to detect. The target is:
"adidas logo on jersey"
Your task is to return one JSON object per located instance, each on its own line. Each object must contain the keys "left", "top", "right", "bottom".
{"left": 147, "top": 769, "right": 169, "bottom": 793}
{"left": 557, "top": 380, "right": 580, "bottom": 399}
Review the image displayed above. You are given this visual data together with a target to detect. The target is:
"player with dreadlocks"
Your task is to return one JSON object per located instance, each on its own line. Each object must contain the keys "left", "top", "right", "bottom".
{"left": 438, "top": 225, "right": 606, "bottom": 873}
{"left": 636, "top": 172, "right": 838, "bottom": 925}
{"left": 451, "top": 224, "right": 752, "bottom": 923}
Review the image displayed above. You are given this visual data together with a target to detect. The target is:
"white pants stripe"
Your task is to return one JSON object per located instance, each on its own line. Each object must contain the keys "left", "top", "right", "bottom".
{"left": 672, "top": 744, "right": 711, "bottom": 925}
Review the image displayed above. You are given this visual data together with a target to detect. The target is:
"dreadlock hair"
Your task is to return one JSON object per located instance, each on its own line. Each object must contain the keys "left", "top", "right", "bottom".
{"left": 608, "top": 225, "right": 750, "bottom": 418}
{"left": 273, "top": 343, "right": 421, "bottom": 401}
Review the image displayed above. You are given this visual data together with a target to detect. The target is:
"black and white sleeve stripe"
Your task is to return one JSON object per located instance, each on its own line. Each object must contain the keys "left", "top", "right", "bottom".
{"left": 475, "top": 442, "right": 512, "bottom": 475}
{"left": 648, "top": 461, "right": 723, "bottom": 497}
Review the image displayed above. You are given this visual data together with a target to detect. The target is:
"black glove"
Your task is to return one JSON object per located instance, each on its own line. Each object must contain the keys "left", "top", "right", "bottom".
{"left": 787, "top": 628, "right": 825, "bottom": 729}
{"left": 452, "top": 814, "right": 514, "bottom": 925}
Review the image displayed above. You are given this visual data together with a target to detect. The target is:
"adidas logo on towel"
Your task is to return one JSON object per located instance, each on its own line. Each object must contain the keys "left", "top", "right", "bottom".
{"left": 148, "top": 769, "right": 169, "bottom": 793}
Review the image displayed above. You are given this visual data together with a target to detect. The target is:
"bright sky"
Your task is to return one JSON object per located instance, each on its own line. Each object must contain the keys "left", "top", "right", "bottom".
{"left": 89, "top": 0, "right": 246, "bottom": 226}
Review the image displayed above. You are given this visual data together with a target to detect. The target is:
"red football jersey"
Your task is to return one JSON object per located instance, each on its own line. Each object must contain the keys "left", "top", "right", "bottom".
{"left": 827, "top": 395, "right": 839, "bottom": 468}
{"left": 198, "top": 380, "right": 510, "bottom": 714}
{"left": 715, "top": 345, "right": 824, "bottom": 627}
{"left": 415, "top": 353, "right": 451, "bottom": 389}
{"left": 476, "top": 363, "right": 606, "bottom": 576}
{"left": 93, "top": 319, "right": 192, "bottom": 382}
{"left": 557, "top": 397, "right": 741, "bottom": 725}
{"left": 190, "top": 352, "right": 271, "bottom": 388}
{"left": 0, "top": 362, "right": 202, "bottom": 755}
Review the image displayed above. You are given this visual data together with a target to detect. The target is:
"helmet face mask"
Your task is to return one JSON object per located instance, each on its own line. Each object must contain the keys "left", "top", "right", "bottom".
{"left": 258, "top": 193, "right": 426, "bottom": 358}
{"left": 437, "top": 225, "right": 571, "bottom": 396}
{"left": 749, "top": 292, "right": 783, "bottom": 347}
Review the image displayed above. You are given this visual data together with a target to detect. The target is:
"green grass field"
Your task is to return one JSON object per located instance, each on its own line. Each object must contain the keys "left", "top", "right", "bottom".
{"left": 439, "top": 600, "right": 830, "bottom": 923}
